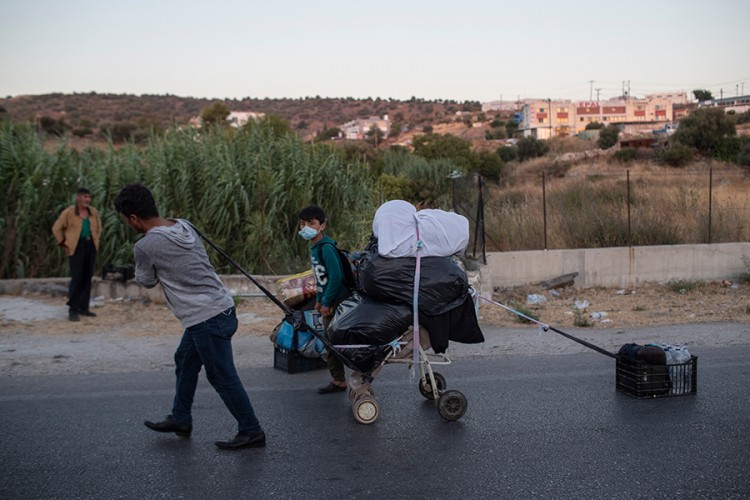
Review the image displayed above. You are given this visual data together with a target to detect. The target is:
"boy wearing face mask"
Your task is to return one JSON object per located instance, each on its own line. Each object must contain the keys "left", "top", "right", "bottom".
{"left": 297, "top": 205, "right": 350, "bottom": 394}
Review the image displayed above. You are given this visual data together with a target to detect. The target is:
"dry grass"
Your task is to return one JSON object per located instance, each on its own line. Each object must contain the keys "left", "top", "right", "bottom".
{"left": 482, "top": 281, "right": 750, "bottom": 329}
{"left": 485, "top": 159, "right": 750, "bottom": 250}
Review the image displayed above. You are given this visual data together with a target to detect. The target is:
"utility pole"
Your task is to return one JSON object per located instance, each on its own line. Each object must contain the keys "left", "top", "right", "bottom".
{"left": 596, "top": 88, "right": 601, "bottom": 101}
{"left": 548, "top": 98, "right": 552, "bottom": 138}
{"left": 589, "top": 80, "right": 594, "bottom": 101}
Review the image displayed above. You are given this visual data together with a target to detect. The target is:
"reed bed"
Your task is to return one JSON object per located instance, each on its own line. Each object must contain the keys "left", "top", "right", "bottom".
{"left": 3, "top": 120, "right": 749, "bottom": 278}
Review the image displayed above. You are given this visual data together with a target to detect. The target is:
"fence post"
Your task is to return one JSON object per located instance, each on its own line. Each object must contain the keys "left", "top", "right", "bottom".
{"left": 542, "top": 171, "right": 548, "bottom": 250}
{"left": 627, "top": 169, "right": 632, "bottom": 247}
{"left": 708, "top": 167, "right": 713, "bottom": 244}
{"left": 471, "top": 174, "right": 486, "bottom": 264}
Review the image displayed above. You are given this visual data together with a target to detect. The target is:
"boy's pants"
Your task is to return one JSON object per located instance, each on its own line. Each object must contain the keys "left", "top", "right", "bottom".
{"left": 322, "top": 314, "right": 345, "bottom": 382}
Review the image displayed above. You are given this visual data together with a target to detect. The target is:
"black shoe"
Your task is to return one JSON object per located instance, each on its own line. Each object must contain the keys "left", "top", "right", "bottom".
{"left": 318, "top": 382, "right": 347, "bottom": 394}
{"left": 68, "top": 309, "right": 80, "bottom": 322}
{"left": 215, "top": 431, "right": 266, "bottom": 450}
{"left": 80, "top": 310, "right": 97, "bottom": 317}
{"left": 144, "top": 415, "right": 192, "bottom": 438}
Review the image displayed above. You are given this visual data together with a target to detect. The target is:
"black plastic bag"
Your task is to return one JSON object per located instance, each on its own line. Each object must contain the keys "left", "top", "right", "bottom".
{"left": 329, "top": 292, "right": 411, "bottom": 346}
{"left": 357, "top": 252, "right": 468, "bottom": 315}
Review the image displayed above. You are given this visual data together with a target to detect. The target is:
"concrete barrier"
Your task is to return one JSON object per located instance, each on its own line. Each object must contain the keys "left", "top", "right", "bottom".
{"left": 485, "top": 242, "right": 750, "bottom": 290}
{"left": 0, "top": 274, "right": 285, "bottom": 304}
{"left": 3, "top": 242, "right": 749, "bottom": 300}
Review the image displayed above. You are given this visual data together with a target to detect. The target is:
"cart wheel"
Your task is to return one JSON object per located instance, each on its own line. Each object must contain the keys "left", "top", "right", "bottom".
{"left": 437, "top": 390, "right": 467, "bottom": 421}
{"left": 352, "top": 396, "right": 380, "bottom": 425}
{"left": 418, "top": 372, "right": 446, "bottom": 400}
{"left": 349, "top": 386, "right": 375, "bottom": 401}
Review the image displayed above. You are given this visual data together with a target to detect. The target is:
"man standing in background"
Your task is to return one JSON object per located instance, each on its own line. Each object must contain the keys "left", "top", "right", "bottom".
{"left": 52, "top": 187, "right": 102, "bottom": 322}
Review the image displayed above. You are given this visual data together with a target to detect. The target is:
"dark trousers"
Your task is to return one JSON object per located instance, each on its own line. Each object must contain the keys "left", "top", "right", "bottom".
{"left": 172, "top": 307, "right": 262, "bottom": 433}
{"left": 323, "top": 314, "right": 345, "bottom": 382}
{"left": 68, "top": 238, "right": 96, "bottom": 313}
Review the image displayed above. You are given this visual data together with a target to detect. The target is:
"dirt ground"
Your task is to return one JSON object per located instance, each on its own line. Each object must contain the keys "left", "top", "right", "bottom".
{"left": 482, "top": 280, "right": 750, "bottom": 328}
{"left": 0, "top": 281, "right": 748, "bottom": 376}
{"left": 3, "top": 280, "right": 748, "bottom": 337}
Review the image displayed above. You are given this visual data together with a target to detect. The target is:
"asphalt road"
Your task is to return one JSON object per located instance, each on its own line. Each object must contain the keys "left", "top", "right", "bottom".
{"left": 1, "top": 346, "right": 749, "bottom": 499}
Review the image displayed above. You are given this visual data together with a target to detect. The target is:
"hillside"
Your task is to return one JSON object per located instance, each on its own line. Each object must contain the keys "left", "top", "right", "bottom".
{"left": 0, "top": 92, "right": 484, "bottom": 143}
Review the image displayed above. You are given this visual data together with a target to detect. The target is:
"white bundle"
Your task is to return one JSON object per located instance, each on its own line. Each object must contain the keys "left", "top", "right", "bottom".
{"left": 372, "top": 200, "right": 469, "bottom": 258}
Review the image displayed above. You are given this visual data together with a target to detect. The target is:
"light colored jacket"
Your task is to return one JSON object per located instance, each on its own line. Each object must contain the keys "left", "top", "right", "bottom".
{"left": 52, "top": 205, "right": 102, "bottom": 255}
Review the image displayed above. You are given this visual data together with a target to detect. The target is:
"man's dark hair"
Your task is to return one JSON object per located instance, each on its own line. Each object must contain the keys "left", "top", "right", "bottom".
{"left": 298, "top": 205, "right": 326, "bottom": 224}
{"left": 76, "top": 187, "right": 91, "bottom": 195}
{"left": 113, "top": 184, "right": 160, "bottom": 219}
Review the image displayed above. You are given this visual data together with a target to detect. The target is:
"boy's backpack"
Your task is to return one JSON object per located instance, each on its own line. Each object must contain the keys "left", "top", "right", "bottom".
{"left": 317, "top": 242, "right": 358, "bottom": 291}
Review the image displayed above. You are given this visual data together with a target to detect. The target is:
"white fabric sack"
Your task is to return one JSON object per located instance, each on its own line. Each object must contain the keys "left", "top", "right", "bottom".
{"left": 372, "top": 200, "right": 418, "bottom": 258}
{"left": 373, "top": 200, "right": 470, "bottom": 258}
{"left": 416, "top": 209, "right": 469, "bottom": 257}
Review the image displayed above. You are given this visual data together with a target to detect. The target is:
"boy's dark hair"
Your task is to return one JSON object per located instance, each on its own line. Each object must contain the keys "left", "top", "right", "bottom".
{"left": 298, "top": 205, "right": 326, "bottom": 224}
{"left": 113, "top": 184, "right": 160, "bottom": 219}
{"left": 76, "top": 187, "right": 91, "bottom": 195}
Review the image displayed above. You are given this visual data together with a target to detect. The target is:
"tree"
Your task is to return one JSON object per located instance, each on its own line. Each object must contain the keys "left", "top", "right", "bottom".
{"left": 673, "top": 107, "right": 735, "bottom": 155}
{"left": 257, "top": 114, "right": 291, "bottom": 138}
{"left": 598, "top": 124, "right": 620, "bottom": 149}
{"left": 505, "top": 119, "right": 519, "bottom": 138}
{"left": 365, "top": 124, "right": 385, "bottom": 146}
{"left": 101, "top": 121, "right": 138, "bottom": 143}
{"left": 39, "top": 115, "right": 67, "bottom": 136}
{"left": 316, "top": 127, "right": 341, "bottom": 140}
{"left": 471, "top": 150, "right": 503, "bottom": 180}
{"left": 585, "top": 121, "right": 605, "bottom": 130}
{"left": 412, "top": 133, "right": 473, "bottom": 168}
{"left": 692, "top": 89, "right": 713, "bottom": 102}
{"left": 200, "top": 101, "right": 230, "bottom": 127}
{"left": 516, "top": 137, "right": 549, "bottom": 162}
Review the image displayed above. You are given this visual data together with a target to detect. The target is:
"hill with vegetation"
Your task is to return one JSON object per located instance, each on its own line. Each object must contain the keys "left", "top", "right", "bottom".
{"left": 0, "top": 92, "right": 486, "bottom": 144}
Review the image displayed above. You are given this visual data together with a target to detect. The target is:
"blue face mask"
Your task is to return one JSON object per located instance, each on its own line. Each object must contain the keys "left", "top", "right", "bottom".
{"left": 298, "top": 226, "right": 318, "bottom": 240}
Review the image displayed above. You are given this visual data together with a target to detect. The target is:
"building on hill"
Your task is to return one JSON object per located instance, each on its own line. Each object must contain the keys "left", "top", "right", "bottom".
{"left": 340, "top": 115, "right": 391, "bottom": 140}
{"left": 187, "top": 110, "right": 265, "bottom": 128}
{"left": 227, "top": 111, "right": 265, "bottom": 128}
{"left": 520, "top": 93, "right": 686, "bottom": 139}
{"left": 481, "top": 100, "right": 525, "bottom": 112}
{"left": 699, "top": 95, "right": 750, "bottom": 114}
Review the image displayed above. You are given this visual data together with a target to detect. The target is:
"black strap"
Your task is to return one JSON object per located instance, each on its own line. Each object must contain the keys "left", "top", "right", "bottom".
{"left": 185, "top": 222, "right": 362, "bottom": 369}
{"left": 546, "top": 326, "right": 616, "bottom": 358}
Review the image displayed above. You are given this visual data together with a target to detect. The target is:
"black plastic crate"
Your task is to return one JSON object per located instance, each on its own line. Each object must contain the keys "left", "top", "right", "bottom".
{"left": 273, "top": 346, "right": 327, "bottom": 374}
{"left": 616, "top": 355, "right": 697, "bottom": 399}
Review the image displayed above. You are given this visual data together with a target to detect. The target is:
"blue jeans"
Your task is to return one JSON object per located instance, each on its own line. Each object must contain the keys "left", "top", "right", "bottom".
{"left": 171, "top": 307, "right": 262, "bottom": 433}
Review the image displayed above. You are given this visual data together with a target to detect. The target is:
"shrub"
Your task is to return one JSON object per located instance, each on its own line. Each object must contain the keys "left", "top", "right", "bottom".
{"left": 612, "top": 147, "right": 636, "bottom": 162}
{"left": 507, "top": 302, "right": 540, "bottom": 324}
{"left": 673, "top": 107, "right": 735, "bottom": 155}
{"left": 598, "top": 124, "right": 620, "bottom": 149}
{"left": 667, "top": 280, "right": 703, "bottom": 294}
{"left": 739, "top": 256, "right": 750, "bottom": 284}
{"left": 737, "top": 138, "right": 750, "bottom": 167}
{"left": 516, "top": 137, "right": 549, "bottom": 162}
{"left": 72, "top": 127, "right": 93, "bottom": 138}
{"left": 660, "top": 143, "right": 694, "bottom": 167}
{"left": 585, "top": 122, "right": 604, "bottom": 130}
{"left": 497, "top": 146, "right": 517, "bottom": 162}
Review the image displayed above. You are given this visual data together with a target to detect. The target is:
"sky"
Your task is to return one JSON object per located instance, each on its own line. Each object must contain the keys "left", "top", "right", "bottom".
{"left": 1, "top": 0, "right": 749, "bottom": 103}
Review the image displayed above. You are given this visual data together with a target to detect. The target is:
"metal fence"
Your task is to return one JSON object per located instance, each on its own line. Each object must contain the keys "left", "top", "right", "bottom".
{"left": 452, "top": 169, "right": 750, "bottom": 262}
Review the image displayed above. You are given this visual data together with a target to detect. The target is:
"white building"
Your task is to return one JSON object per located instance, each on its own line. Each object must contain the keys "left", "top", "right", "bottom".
{"left": 341, "top": 115, "right": 391, "bottom": 140}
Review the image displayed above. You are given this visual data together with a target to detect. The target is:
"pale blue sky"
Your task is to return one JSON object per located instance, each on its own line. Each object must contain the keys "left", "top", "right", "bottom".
{"left": 1, "top": 0, "right": 749, "bottom": 102}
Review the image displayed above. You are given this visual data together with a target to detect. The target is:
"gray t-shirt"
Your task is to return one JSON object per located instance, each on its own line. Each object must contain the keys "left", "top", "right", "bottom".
{"left": 134, "top": 219, "right": 234, "bottom": 328}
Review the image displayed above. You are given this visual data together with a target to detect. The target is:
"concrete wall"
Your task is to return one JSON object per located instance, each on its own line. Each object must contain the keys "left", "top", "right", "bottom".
{"left": 485, "top": 242, "right": 750, "bottom": 290}
{"left": 3, "top": 242, "right": 749, "bottom": 300}
{"left": 0, "top": 275, "right": 283, "bottom": 304}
